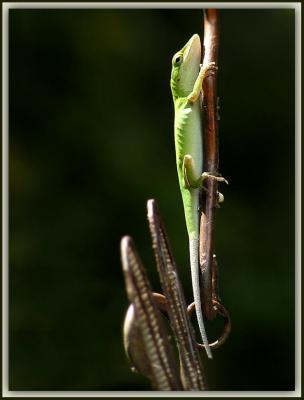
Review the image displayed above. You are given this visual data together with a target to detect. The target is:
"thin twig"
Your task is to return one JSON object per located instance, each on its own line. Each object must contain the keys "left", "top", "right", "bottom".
{"left": 200, "top": 9, "right": 220, "bottom": 320}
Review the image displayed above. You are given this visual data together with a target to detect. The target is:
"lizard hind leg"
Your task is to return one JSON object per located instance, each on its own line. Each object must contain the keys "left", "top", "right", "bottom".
{"left": 183, "top": 155, "right": 228, "bottom": 191}
{"left": 182, "top": 155, "right": 201, "bottom": 189}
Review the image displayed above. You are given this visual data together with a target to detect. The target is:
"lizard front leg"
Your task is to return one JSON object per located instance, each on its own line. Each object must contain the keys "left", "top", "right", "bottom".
{"left": 187, "top": 62, "right": 218, "bottom": 103}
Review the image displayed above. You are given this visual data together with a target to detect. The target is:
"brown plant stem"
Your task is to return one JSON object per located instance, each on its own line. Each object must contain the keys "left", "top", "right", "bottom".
{"left": 200, "top": 9, "right": 220, "bottom": 320}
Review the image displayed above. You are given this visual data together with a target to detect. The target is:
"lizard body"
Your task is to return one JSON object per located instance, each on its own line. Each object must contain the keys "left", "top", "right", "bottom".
{"left": 170, "top": 34, "right": 227, "bottom": 359}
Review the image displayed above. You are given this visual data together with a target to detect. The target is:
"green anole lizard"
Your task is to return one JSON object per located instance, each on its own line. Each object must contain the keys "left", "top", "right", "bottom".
{"left": 170, "top": 34, "right": 227, "bottom": 359}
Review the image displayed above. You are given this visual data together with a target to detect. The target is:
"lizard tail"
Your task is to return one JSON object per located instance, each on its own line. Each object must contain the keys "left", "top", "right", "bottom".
{"left": 189, "top": 238, "right": 213, "bottom": 359}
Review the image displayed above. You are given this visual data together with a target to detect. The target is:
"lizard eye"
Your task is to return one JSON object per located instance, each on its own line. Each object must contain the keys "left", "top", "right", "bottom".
{"left": 173, "top": 53, "right": 183, "bottom": 66}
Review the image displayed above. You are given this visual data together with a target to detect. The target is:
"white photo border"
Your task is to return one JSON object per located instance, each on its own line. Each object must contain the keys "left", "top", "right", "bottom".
{"left": 2, "top": 2, "right": 301, "bottom": 397}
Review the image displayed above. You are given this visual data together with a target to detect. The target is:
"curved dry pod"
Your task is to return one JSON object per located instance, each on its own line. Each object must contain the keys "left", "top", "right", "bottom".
{"left": 147, "top": 199, "right": 207, "bottom": 390}
{"left": 121, "top": 236, "right": 182, "bottom": 390}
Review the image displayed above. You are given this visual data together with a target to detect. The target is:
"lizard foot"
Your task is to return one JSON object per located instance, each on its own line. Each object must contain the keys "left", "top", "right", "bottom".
{"left": 201, "top": 172, "right": 229, "bottom": 185}
{"left": 202, "top": 62, "right": 218, "bottom": 78}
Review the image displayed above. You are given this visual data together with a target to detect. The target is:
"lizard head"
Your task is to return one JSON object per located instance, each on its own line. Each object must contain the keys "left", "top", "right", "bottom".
{"left": 170, "top": 34, "right": 201, "bottom": 99}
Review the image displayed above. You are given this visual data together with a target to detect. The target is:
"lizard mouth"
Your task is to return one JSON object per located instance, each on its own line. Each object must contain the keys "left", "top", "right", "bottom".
{"left": 183, "top": 34, "right": 201, "bottom": 63}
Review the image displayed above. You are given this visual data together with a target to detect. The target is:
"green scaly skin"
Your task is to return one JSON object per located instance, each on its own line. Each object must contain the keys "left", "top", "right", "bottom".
{"left": 170, "top": 34, "right": 227, "bottom": 359}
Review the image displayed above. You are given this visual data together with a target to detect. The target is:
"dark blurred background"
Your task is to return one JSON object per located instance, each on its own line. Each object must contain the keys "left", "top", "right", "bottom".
{"left": 9, "top": 8, "right": 295, "bottom": 391}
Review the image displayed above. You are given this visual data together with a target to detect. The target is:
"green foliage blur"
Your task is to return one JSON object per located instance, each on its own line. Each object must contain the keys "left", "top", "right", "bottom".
{"left": 9, "top": 8, "right": 295, "bottom": 391}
